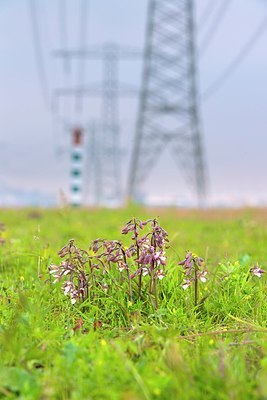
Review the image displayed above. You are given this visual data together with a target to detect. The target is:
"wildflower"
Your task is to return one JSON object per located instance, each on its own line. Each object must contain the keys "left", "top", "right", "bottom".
{"left": 63, "top": 281, "right": 75, "bottom": 296}
{"left": 178, "top": 252, "right": 203, "bottom": 270}
{"left": 182, "top": 279, "right": 192, "bottom": 290}
{"left": 101, "top": 282, "right": 109, "bottom": 293}
{"left": 62, "top": 281, "right": 85, "bottom": 304}
{"left": 62, "top": 281, "right": 79, "bottom": 304}
{"left": 135, "top": 249, "right": 153, "bottom": 266}
{"left": 151, "top": 219, "right": 169, "bottom": 249}
{"left": 49, "top": 264, "right": 61, "bottom": 283}
{"left": 125, "top": 244, "right": 137, "bottom": 258}
{"left": 49, "top": 216, "right": 169, "bottom": 309}
{"left": 154, "top": 251, "right": 167, "bottom": 266}
{"left": 156, "top": 269, "right": 166, "bottom": 280}
{"left": 58, "top": 239, "right": 75, "bottom": 257}
{"left": 198, "top": 270, "right": 207, "bottom": 282}
{"left": 49, "top": 262, "right": 72, "bottom": 283}
{"left": 130, "top": 268, "right": 142, "bottom": 279}
{"left": 91, "top": 239, "right": 104, "bottom": 253}
{"left": 142, "top": 267, "right": 150, "bottom": 276}
{"left": 121, "top": 218, "right": 150, "bottom": 235}
{"left": 121, "top": 222, "right": 135, "bottom": 235}
{"left": 250, "top": 265, "right": 265, "bottom": 278}
{"left": 118, "top": 261, "right": 128, "bottom": 272}
{"left": 179, "top": 250, "right": 207, "bottom": 306}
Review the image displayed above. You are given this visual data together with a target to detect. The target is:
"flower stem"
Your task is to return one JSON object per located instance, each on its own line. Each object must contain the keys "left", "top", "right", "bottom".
{"left": 138, "top": 271, "right": 142, "bottom": 299}
{"left": 134, "top": 218, "right": 142, "bottom": 299}
{"left": 153, "top": 276, "right": 158, "bottom": 309}
{"left": 194, "top": 265, "right": 198, "bottom": 307}
{"left": 122, "top": 248, "right": 132, "bottom": 302}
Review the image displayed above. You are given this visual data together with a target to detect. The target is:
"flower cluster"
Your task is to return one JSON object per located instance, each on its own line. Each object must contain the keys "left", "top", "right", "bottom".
{"left": 48, "top": 218, "right": 266, "bottom": 314}
{"left": 49, "top": 218, "right": 169, "bottom": 308}
{"left": 49, "top": 261, "right": 74, "bottom": 283}
{"left": 122, "top": 218, "right": 168, "bottom": 280}
{"left": 178, "top": 251, "right": 207, "bottom": 290}
{"left": 62, "top": 281, "right": 85, "bottom": 304}
{"left": 49, "top": 239, "right": 88, "bottom": 304}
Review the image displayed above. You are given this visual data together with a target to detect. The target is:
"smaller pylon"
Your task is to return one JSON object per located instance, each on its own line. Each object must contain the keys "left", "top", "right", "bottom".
{"left": 53, "top": 43, "right": 141, "bottom": 206}
{"left": 70, "top": 127, "right": 84, "bottom": 207}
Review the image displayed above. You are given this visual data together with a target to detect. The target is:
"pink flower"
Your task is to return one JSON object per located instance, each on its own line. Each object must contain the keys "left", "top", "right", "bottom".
{"left": 182, "top": 279, "right": 191, "bottom": 290}
{"left": 142, "top": 267, "right": 150, "bottom": 276}
{"left": 198, "top": 270, "right": 207, "bottom": 282}
{"left": 250, "top": 265, "right": 265, "bottom": 278}
{"left": 156, "top": 269, "right": 166, "bottom": 280}
{"left": 154, "top": 251, "right": 167, "bottom": 266}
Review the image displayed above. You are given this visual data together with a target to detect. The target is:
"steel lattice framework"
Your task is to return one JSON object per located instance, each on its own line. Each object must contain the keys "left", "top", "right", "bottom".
{"left": 53, "top": 44, "right": 141, "bottom": 205}
{"left": 128, "top": 0, "right": 207, "bottom": 204}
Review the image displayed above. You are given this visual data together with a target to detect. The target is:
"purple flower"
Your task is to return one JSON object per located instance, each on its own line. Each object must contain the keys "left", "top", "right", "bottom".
{"left": 91, "top": 239, "right": 104, "bottom": 253}
{"left": 62, "top": 281, "right": 82, "bottom": 304}
{"left": 250, "top": 265, "right": 265, "bottom": 278}
{"left": 125, "top": 245, "right": 137, "bottom": 258}
{"left": 179, "top": 251, "right": 207, "bottom": 291}
{"left": 58, "top": 239, "right": 75, "bottom": 257}
{"left": 198, "top": 270, "right": 207, "bottom": 282}
{"left": 142, "top": 267, "right": 150, "bottom": 276}
{"left": 156, "top": 269, "right": 166, "bottom": 280}
{"left": 154, "top": 250, "right": 166, "bottom": 266}
{"left": 121, "top": 218, "right": 150, "bottom": 236}
{"left": 178, "top": 252, "right": 203, "bottom": 269}
{"left": 118, "top": 262, "right": 127, "bottom": 272}
{"left": 121, "top": 224, "right": 134, "bottom": 234}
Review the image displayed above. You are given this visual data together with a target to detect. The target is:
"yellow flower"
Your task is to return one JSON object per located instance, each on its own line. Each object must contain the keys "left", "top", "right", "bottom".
{"left": 153, "top": 388, "right": 161, "bottom": 396}
{"left": 234, "top": 261, "right": 240, "bottom": 267}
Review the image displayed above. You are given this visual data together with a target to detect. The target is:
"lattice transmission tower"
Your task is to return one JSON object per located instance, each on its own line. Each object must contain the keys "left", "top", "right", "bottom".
{"left": 54, "top": 43, "right": 140, "bottom": 205}
{"left": 128, "top": 0, "right": 207, "bottom": 205}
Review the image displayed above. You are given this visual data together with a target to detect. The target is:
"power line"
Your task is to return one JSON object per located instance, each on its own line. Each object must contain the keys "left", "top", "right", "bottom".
{"left": 29, "top": 0, "right": 49, "bottom": 108}
{"left": 198, "top": 0, "right": 219, "bottom": 31}
{"left": 202, "top": 12, "right": 267, "bottom": 102}
{"left": 75, "top": 0, "right": 90, "bottom": 113}
{"left": 59, "top": 0, "right": 68, "bottom": 50}
{"left": 199, "top": 0, "right": 233, "bottom": 57}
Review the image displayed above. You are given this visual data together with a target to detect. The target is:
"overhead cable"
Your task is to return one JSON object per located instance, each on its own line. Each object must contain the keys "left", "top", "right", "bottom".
{"left": 59, "top": 0, "right": 68, "bottom": 49}
{"left": 199, "top": 0, "right": 233, "bottom": 58}
{"left": 202, "top": 13, "right": 267, "bottom": 102}
{"left": 76, "top": 0, "right": 90, "bottom": 113}
{"left": 198, "top": 0, "right": 219, "bottom": 31}
{"left": 29, "top": 0, "right": 49, "bottom": 108}
{"left": 59, "top": 0, "right": 70, "bottom": 74}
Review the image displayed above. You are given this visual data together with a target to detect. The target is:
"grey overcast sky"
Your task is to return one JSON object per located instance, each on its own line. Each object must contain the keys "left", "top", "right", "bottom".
{"left": 0, "top": 0, "right": 267, "bottom": 206}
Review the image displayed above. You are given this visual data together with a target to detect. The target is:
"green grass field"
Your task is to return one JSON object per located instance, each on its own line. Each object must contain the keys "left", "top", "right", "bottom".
{"left": 1, "top": 207, "right": 267, "bottom": 399}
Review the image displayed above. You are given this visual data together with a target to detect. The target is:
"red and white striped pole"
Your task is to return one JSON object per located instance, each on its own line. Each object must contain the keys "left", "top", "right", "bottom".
{"left": 70, "top": 127, "right": 84, "bottom": 207}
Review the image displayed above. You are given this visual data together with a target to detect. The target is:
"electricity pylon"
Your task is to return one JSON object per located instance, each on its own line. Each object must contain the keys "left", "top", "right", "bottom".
{"left": 53, "top": 43, "right": 140, "bottom": 205}
{"left": 128, "top": 0, "right": 207, "bottom": 205}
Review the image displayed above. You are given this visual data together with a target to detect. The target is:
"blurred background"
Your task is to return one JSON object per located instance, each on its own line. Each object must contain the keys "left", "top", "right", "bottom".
{"left": 0, "top": 0, "right": 266, "bottom": 208}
